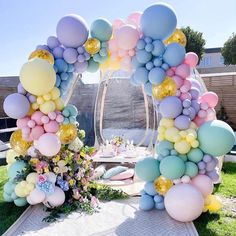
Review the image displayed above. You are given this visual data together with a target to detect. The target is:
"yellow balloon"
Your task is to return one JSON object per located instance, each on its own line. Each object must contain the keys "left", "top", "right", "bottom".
{"left": 26, "top": 172, "right": 39, "bottom": 184}
{"left": 165, "top": 29, "right": 187, "bottom": 47}
{"left": 58, "top": 124, "right": 77, "bottom": 144}
{"left": 174, "top": 140, "right": 191, "bottom": 154}
{"left": 10, "top": 130, "right": 32, "bottom": 155}
{"left": 29, "top": 49, "right": 54, "bottom": 65}
{"left": 20, "top": 58, "right": 56, "bottom": 96}
{"left": 6, "top": 149, "right": 18, "bottom": 165}
{"left": 152, "top": 77, "right": 176, "bottom": 100}
{"left": 85, "top": 38, "right": 101, "bottom": 55}
{"left": 54, "top": 98, "right": 64, "bottom": 110}
{"left": 40, "top": 101, "right": 56, "bottom": 114}
{"left": 154, "top": 176, "right": 173, "bottom": 195}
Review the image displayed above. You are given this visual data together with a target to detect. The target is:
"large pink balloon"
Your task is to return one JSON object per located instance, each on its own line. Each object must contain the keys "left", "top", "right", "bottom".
{"left": 37, "top": 133, "right": 61, "bottom": 157}
{"left": 200, "top": 92, "right": 218, "bottom": 108}
{"left": 164, "top": 184, "right": 204, "bottom": 222}
{"left": 191, "top": 175, "right": 214, "bottom": 197}
{"left": 127, "top": 12, "right": 142, "bottom": 27}
{"left": 112, "top": 19, "right": 124, "bottom": 31}
{"left": 116, "top": 25, "right": 139, "bottom": 50}
{"left": 185, "top": 52, "right": 199, "bottom": 68}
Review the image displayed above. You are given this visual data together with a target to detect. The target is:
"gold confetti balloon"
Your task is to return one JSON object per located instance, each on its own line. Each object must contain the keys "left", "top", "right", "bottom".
{"left": 84, "top": 38, "right": 101, "bottom": 55}
{"left": 154, "top": 176, "right": 173, "bottom": 195}
{"left": 28, "top": 49, "right": 54, "bottom": 65}
{"left": 10, "top": 130, "right": 32, "bottom": 155}
{"left": 152, "top": 77, "right": 177, "bottom": 100}
{"left": 58, "top": 123, "right": 77, "bottom": 144}
{"left": 165, "top": 29, "right": 187, "bottom": 47}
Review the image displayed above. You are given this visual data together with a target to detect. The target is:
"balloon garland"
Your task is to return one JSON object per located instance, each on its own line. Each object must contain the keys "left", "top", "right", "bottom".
{"left": 2, "top": 2, "right": 235, "bottom": 222}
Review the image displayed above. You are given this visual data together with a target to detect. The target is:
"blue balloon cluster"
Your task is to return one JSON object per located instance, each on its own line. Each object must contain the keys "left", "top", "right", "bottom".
{"left": 156, "top": 140, "right": 178, "bottom": 160}
{"left": 62, "top": 104, "right": 78, "bottom": 124}
{"left": 139, "top": 182, "right": 165, "bottom": 211}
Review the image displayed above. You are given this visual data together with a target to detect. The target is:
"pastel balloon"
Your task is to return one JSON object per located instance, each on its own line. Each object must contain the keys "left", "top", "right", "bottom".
{"left": 164, "top": 184, "right": 204, "bottom": 222}
{"left": 135, "top": 157, "right": 160, "bottom": 181}
{"left": 84, "top": 38, "right": 101, "bottom": 55}
{"left": 144, "top": 182, "right": 157, "bottom": 196}
{"left": 163, "top": 43, "right": 186, "bottom": 67}
{"left": 198, "top": 120, "right": 235, "bottom": 156}
{"left": 185, "top": 52, "right": 199, "bottom": 68}
{"left": 187, "top": 148, "right": 204, "bottom": 163}
{"left": 3, "top": 93, "right": 30, "bottom": 119}
{"left": 29, "top": 125, "right": 45, "bottom": 140}
{"left": 47, "top": 36, "right": 60, "bottom": 49}
{"left": 136, "top": 49, "right": 152, "bottom": 64}
{"left": 14, "top": 198, "right": 28, "bottom": 207}
{"left": 44, "top": 187, "right": 65, "bottom": 208}
{"left": 148, "top": 67, "right": 166, "bottom": 85}
{"left": 159, "top": 96, "right": 182, "bottom": 118}
{"left": 90, "top": 18, "right": 112, "bottom": 42}
{"left": 20, "top": 59, "right": 56, "bottom": 96}
{"left": 56, "top": 14, "right": 88, "bottom": 48}
{"left": 63, "top": 48, "right": 78, "bottom": 64}
{"left": 27, "top": 188, "right": 46, "bottom": 205}
{"left": 200, "top": 92, "right": 218, "bottom": 108}
{"left": 37, "top": 133, "right": 61, "bottom": 157}
{"left": 160, "top": 155, "right": 185, "bottom": 180}
{"left": 174, "top": 115, "right": 191, "bottom": 130}
{"left": 44, "top": 120, "right": 59, "bottom": 133}
{"left": 87, "top": 59, "right": 99, "bottom": 73}
{"left": 74, "top": 61, "right": 88, "bottom": 73}
{"left": 141, "top": 3, "right": 177, "bottom": 40}
{"left": 191, "top": 175, "right": 213, "bottom": 197}
{"left": 139, "top": 194, "right": 155, "bottom": 211}
{"left": 184, "top": 161, "right": 198, "bottom": 178}
{"left": 133, "top": 67, "right": 149, "bottom": 84}
{"left": 127, "top": 12, "right": 142, "bottom": 26}
{"left": 116, "top": 25, "right": 139, "bottom": 50}
{"left": 8, "top": 160, "right": 27, "bottom": 181}
{"left": 175, "top": 64, "right": 190, "bottom": 78}
{"left": 29, "top": 49, "right": 54, "bottom": 65}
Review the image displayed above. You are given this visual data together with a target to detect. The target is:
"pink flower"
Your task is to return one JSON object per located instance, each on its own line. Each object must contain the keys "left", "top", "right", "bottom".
{"left": 91, "top": 196, "right": 99, "bottom": 207}
{"left": 38, "top": 174, "right": 47, "bottom": 183}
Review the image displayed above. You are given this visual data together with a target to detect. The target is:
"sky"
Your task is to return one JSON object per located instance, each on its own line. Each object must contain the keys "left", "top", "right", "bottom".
{"left": 0, "top": 0, "right": 235, "bottom": 80}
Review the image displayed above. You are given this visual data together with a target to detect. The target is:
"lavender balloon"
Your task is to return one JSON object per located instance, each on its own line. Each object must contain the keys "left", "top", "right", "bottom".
{"left": 191, "top": 100, "right": 200, "bottom": 113}
{"left": 47, "top": 36, "right": 60, "bottom": 49}
{"left": 174, "top": 115, "right": 191, "bottom": 130}
{"left": 3, "top": 93, "right": 30, "bottom": 119}
{"left": 63, "top": 48, "right": 78, "bottom": 64}
{"left": 36, "top": 45, "right": 50, "bottom": 51}
{"left": 56, "top": 15, "right": 88, "bottom": 48}
{"left": 159, "top": 96, "right": 182, "bottom": 118}
{"left": 74, "top": 61, "right": 88, "bottom": 73}
{"left": 17, "top": 83, "right": 26, "bottom": 95}
{"left": 53, "top": 47, "right": 64, "bottom": 59}
{"left": 189, "top": 88, "right": 200, "bottom": 100}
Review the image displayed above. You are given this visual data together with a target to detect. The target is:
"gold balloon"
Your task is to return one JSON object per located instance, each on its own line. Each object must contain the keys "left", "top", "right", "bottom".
{"left": 152, "top": 77, "right": 177, "bottom": 100}
{"left": 84, "top": 38, "right": 101, "bottom": 55}
{"left": 10, "top": 130, "right": 32, "bottom": 155}
{"left": 28, "top": 49, "right": 54, "bottom": 65}
{"left": 58, "top": 124, "right": 77, "bottom": 144}
{"left": 154, "top": 176, "right": 173, "bottom": 195}
{"left": 165, "top": 29, "right": 187, "bottom": 47}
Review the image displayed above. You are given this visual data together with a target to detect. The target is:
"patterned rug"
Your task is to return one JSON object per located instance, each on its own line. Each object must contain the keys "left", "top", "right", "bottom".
{"left": 4, "top": 198, "right": 198, "bottom": 236}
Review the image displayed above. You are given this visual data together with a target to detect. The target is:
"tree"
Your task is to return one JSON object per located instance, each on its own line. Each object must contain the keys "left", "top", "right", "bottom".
{"left": 221, "top": 33, "right": 236, "bottom": 65}
{"left": 181, "top": 26, "right": 206, "bottom": 61}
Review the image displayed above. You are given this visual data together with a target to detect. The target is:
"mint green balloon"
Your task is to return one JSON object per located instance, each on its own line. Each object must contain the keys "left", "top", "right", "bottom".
{"left": 87, "top": 59, "right": 99, "bottom": 73}
{"left": 160, "top": 155, "right": 185, "bottom": 180}
{"left": 3, "top": 181, "right": 16, "bottom": 195}
{"left": 3, "top": 192, "right": 13, "bottom": 202}
{"left": 8, "top": 161, "right": 27, "bottom": 181}
{"left": 179, "top": 154, "right": 188, "bottom": 162}
{"left": 185, "top": 161, "right": 198, "bottom": 178}
{"left": 198, "top": 120, "right": 235, "bottom": 156}
{"left": 187, "top": 148, "right": 203, "bottom": 163}
{"left": 11, "top": 192, "right": 18, "bottom": 200}
{"left": 14, "top": 197, "right": 28, "bottom": 207}
{"left": 135, "top": 157, "right": 160, "bottom": 181}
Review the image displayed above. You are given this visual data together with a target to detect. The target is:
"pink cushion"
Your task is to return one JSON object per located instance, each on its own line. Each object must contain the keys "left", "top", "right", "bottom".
{"left": 110, "top": 169, "right": 134, "bottom": 180}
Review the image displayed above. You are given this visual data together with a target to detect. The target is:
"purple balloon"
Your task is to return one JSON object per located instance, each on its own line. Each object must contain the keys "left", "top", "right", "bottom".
{"left": 63, "top": 48, "right": 78, "bottom": 64}
{"left": 183, "top": 108, "right": 190, "bottom": 116}
{"left": 77, "top": 46, "right": 85, "bottom": 54}
{"left": 189, "top": 78, "right": 201, "bottom": 91}
{"left": 198, "top": 161, "right": 206, "bottom": 170}
{"left": 36, "top": 45, "right": 50, "bottom": 51}
{"left": 189, "top": 107, "right": 197, "bottom": 120}
{"left": 174, "top": 115, "right": 191, "bottom": 130}
{"left": 3, "top": 93, "right": 30, "bottom": 119}
{"left": 56, "top": 15, "right": 88, "bottom": 48}
{"left": 206, "top": 160, "right": 217, "bottom": 172}
{"left": 74, "top": 61, "right": 88, "bottom": 73}
{"left": 191, "top": 100, "right": 200, "bottom": 113}
{"left": 77, "top": 54, "right": 85, "bottom": 63}
{"left": 47, "top": 36, "right": 60, "bottom": 49}
{"left": 207, "top": 170, "right": 219, "bottom": 182}
{"left": 203, "top": 154, "right": 212, "bottom": 163}
{"left": 17, "top": 83, "right": 26, "bottom": 95}
{"left": 199, "top": 169, "right": 206, "bottom": 175}
{"left": 53, "top": 46, "right": 64, "bottom": 59}
{"left": 183, "top": 99, "right": 191, "bottom": 108}
{"left": 159, "top": 96, "right": 182, "bottom": 118}
{"left": 189, "top": 88, "right": 200, "bottom": 100}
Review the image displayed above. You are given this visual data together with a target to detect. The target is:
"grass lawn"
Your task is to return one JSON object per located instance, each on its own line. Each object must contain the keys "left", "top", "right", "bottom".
{"left": 0, "top": 162, "right": 235, "bottom": 235}
{"left": 0, "top": 166, "right": 27, "bottom": 235}
{"left": 194, "top": 162, "right": 236, "bottom": 236}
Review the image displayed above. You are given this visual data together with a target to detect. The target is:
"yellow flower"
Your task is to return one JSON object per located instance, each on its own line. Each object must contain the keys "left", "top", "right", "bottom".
{"left": 53, "top": 167, "right": 60, "bottom": 174}
{"left": 69, "top": 179, "right": 75, "bottom": 186}
{"left": 30, "top": 158, "right": 39, "bottom": 165}
{"left": 80, "top": 151, "right": 85, "bottom": 157}
{"left": 52, "top": 155, "right": 60, "bottom": 163}
{"left": 44, "top": 167, "right": 49, "bottom": 173}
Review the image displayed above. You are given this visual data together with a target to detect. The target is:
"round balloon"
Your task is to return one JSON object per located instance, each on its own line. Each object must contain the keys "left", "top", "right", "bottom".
{"left": 159, "top": 96, "right": 182, "bottom": 118}
{"left": 56, "top": 14, "right": 88, "bottom": 48}
{"left": 84, "top": 38, "right": 101, "bottom": 55}
{"left": 29, "top": 49, "right": 54, "bottom": 65}
{"left": 141, "top": 3, "right": 177, "bottom": 40}
{"left": 165, "top": 29, "right": 187, "bottom": 47}
{"left": 3, "top": 93, "right": 30, "bottom": 119}
{"left": 139, "top": 194, "right": 155, "bottom": 211}
{"left": 20, "top": 59, "right": 56, "bottom": 96}
{"left": 135, "top": 157, "right": 160, "bottom": 182}
{"left": 164, "top": 184, "right": 204, "bottom": 222}
{"left": 198, "top": 120, "right": 235, "bottom": 156}
{"left": 191, "top": 175, "right": 213, "bottom": 197}
{"left": 154, "top": 176, "right": 173, "bottom": 195}
{"left": 44, "top": 186, "right": 65, "bottom": 208}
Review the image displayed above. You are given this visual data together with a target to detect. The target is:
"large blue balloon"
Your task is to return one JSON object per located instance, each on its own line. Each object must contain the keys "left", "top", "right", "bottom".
{"left": 90, "top": 18, "right": 112, "bottom": 42}
{"left": 198, "top": 120, "right": 235, "bottom": 156}
{"left": 8, "top": 161, "right": 27, "bottom": 181}
{"left": 56, "top": 15, "right": 89, "bottom": 48}
{"left": 163, "top": 43, "right": 186, "bottom": 67}
{"left": 135, "top": 157, "right": 160, "bottom": 181}
{"left": 141, "top": 3, "right": 177, "bottom": 40}
{"left": 144, "top": 182, "right": 157, "bottom": 196}
{"left": 133, "top": 67, "right": 149, "bottom": 84}
{"left": 148, "top": 67, "right": 166, "bottom": 84}
{"left": 139, "top": 194, "right": 155, "bottom": 211}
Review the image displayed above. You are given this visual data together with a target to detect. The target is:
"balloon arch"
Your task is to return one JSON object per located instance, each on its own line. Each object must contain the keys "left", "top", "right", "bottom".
{"left": 3, "top": 3, "right": 235, "bottom": 222}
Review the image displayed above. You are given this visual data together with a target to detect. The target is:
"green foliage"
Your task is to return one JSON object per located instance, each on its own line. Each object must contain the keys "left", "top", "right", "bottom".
{"left": 222, "top": 33, "right": 236, "bottom": 65}
{"left": 181, "top": 26, "right": 206, "bottom": 61}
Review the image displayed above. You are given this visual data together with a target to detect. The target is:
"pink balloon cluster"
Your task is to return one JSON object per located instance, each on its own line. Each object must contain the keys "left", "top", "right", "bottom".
{"left": 17, "top": 111, "right": 64, "bottom": 141}
{"left": 109, "top": 12, "right": 142, "bottom": 71}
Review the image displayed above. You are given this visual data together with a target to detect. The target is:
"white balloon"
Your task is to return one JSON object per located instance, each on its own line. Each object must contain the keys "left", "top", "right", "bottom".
{"left": 27, "top": 188, "right": 46, "bottom": 205}
{"left": 43, "top": 187, "right": 65, "bottom": 208}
